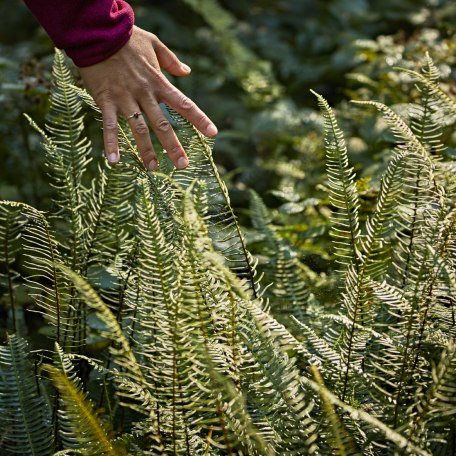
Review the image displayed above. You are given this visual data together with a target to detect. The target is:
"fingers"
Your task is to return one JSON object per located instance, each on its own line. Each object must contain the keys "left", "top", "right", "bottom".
{"left": 100, "top": 88, "right": 216, "bottom": 171}
{"left": 142, "top": 99, "right": 188, "bottom": 170}
{"left": 124, "top": 107, "right": 158, "bottom": 171}
{"left": 101, "top": 105, "right": 120, "bottom": 165}
{"left": 162, "top": 87, "right": 218, "bottom": 138}
{"left": 153, "top": 37, "right": 191, "bottom": 77}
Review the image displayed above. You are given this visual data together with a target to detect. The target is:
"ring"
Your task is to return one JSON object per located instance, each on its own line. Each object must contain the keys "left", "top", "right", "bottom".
{"left": 126, "top": 111, "right": 143, "bottom": 120}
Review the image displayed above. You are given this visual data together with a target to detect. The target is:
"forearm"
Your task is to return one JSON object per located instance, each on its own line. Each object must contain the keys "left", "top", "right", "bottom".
{"left": 23, "top": 0, "right": 134, "bottom": 67}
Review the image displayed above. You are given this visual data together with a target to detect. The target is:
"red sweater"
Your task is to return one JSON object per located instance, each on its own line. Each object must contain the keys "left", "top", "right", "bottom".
{"left": 24, "top": 0, "right": 135, "bottom": 67}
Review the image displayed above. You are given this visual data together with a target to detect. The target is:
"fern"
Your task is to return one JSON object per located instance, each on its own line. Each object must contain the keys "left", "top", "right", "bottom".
{"left": 44, "top": 364, "right": 122, "bottom": 455}
{"left": 0, "top": 335, "right": 53, "bottom": 455}
{"left": 0, "top": 204, "right": 21, "bottom": 332}
{"left": 0, "top": 201, "right": 79, "bottom": 349}
{"left": 310, "top": 365, "right": 361, "bottom": 455}
{"left": 42, "top": 50, "right": 92, "bottom": 272}
{"left": 311, "top": 90, "right": 361, "bottom": 271}
{"left": 405, "top": 340, "right": 456, "bottom": 450}
{"left": 168, "top": 109, "right": 260, "bottom": 298}
{"left": 0, "top": 51, "right": 455, "bottom": 455}
{"left": 249, "top": 189, "right": 309, "bottom": 320}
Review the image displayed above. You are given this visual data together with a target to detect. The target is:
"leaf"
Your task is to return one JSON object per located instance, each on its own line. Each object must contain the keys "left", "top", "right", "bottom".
{"left": 43, "top": 364, "right": 122, "bottom": 456}
{"left": 0, "top": 335, "right": 53, "bottom": 455}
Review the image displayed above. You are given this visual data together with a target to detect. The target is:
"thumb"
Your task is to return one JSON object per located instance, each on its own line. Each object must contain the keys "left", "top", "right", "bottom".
{"left": 153, "top": 38, "right": 191, "bottom": 76}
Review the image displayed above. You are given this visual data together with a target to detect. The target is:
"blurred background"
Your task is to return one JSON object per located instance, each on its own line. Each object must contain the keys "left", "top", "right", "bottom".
{"left": 0, "top": 0, "right": 455, "bottom": 323}
{"left": 1, "top": 0, "right": 454, "bottom": 205}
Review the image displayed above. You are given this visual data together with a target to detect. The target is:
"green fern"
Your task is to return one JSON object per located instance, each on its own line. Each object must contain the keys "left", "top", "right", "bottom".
{"left": 44, "top": 364, "right": 122, "bottom": 455}
{"left": 249, "top": 189, "right": 309, "bottom": 319}
{"left": 310, "top": 365, "right": 361, "bottom": 455}
{"left": 168, "top": 108, "right": 261, "bottom": 298}
{"left": 0, "top": 204, "right": 22, "bottom": 332}
{"left": 0, "top": 50, "right": 455, "bottom": 455}
{"left": 0, "top": 335, "right": 53, "bottom": 455}
{"left": 311, "top": 90, "right": 361, "bottom": 271}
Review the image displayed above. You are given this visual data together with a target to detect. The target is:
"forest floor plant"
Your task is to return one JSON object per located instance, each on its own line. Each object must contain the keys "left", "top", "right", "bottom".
{"left": 0, "top": 51, "right": 455, "bottom": 455}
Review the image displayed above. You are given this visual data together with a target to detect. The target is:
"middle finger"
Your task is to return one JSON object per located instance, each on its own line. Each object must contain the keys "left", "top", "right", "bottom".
{"left": 142, "top": 99, "right": 189, "bottom": 170}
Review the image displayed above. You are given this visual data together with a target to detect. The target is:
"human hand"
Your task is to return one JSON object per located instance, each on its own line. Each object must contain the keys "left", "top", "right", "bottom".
{"left": 78, "top": 25, "right": 217, "bottom": 171}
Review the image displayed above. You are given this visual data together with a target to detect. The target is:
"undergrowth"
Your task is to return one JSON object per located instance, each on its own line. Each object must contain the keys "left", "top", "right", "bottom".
{"left": 0, "top": 50, "right": 455, "bottom": 455}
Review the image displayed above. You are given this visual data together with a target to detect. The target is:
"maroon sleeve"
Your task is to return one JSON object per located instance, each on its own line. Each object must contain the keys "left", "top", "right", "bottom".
{"left": 23, "top": 0, "right": 135, "bottom": 67}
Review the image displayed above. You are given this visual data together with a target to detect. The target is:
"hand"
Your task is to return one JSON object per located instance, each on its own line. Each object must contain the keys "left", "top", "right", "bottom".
{"left": 78, "top": 26, "right": 218, "bottom": 171}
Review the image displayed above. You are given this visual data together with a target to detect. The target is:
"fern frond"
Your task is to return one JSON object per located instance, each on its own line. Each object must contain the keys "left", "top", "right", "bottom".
{"left": 56, "top": 264, "right": 144, "bottom": 385}
{"left": 56, "top": 264, "right": 165, "bottom": 452}
{"left": 351, "top": 101, "right": 434, "bottom": 165}
{"left": 43, "top": 364, "right": 121, "bottom": 456}
{"left": 0, "top": 204, "right": 22, "bottom": 332}
{"left": 405, "top": 340, "right": 456, "bottom": 449}
{"left": 310, "top": 366, "right": 362, "bottom": 455}
{"left": 396, "top": 67, "right": 456, "bottom": 115}
{"left": 311, "top": 90, "right": 361, "bottom": 270}
{"left": 408, "top": 58, "right": 446, "bottom": 158}
{"left": 240, "top": 316, "right": 319, "bottom": 454}
{"left": 204, "top": 250, "right": 319, "bottom": 453}
{"left": 123, "top": 180, "right": 181, "bottom": 447}
{"left": 42, "top": 50, "right": 93, "bottom": 271}
{"left": 0, "top": 201, "right": 80, "bottom": 349}
{"left": 167, "top": 108, "right": 261, "bottom": 298}
{"left": 0, "top": 335, "right": 53, "bottom": 455}
{"left": 300, "top": 374, "right": 431, "bottom": 456}
{"left": 169, "top": 186, "right": 246, "bottom": 453}
{"left": 366, "top": 278, "right": 437, "bottom": 430}
{"left": 360, "top": 150, "right": 406, "bottom": 280}
{"left": 249, "top": 190, "right": 309, "bottom": 319}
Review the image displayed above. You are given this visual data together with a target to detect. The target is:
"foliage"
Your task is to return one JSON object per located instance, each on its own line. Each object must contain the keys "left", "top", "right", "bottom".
{"left": 0, "top": 47, "right": 455, "bottom": 455}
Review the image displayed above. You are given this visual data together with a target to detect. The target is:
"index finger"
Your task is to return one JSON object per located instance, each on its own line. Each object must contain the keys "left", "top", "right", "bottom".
{"left": 161, "top": 87, "right": 218, "bottom": 138}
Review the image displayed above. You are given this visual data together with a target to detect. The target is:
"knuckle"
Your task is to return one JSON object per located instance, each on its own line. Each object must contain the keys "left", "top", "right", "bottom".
{"left": 95, "top": 89, "right": 113, "bottom": 105}
{"left": 180, "top": 96, "right": 192, "bottom": 110}
{"left": 134, "top": 122, "right": 149, "bottom": 135}
{"left": 198, "top": 114, "right": 209, "bottom": 125}
{"left": 150, "top": 68, "right": 163, "bottom": 83}
{"left": 156, "top": 118, "right": 171, "bottom": 132}
{"left": 104, "top": 120, "right": 118, "bottom": 131}
{"left": 141, "top": 147, "right": 155, "bottom": 159}
{"left": 168, "top": 146, "right": 182, "bottom": 157}
{"left": 130, "top": 79, "right": 151, "bottom": 96}
{"left": 137, "top": 78, "right": 151, "bottom": 93}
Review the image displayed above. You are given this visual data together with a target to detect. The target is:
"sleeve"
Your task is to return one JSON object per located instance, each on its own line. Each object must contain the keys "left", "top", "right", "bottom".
{"left": 23, "top": 0, "right": 135, "bottom": 67}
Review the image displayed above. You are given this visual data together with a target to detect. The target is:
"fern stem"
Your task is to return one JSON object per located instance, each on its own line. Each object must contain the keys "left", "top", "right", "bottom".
{"left": 4, "top": 211, "right": 16, "bottom": 332}
{"left": 194, "top": 278, "right": 234, "bottom": 456}
{"left": 392, "top": 284, "right": 421, "bottom": 428}
{"left": 341, "top": 269, "right": 364, "bottom": 401}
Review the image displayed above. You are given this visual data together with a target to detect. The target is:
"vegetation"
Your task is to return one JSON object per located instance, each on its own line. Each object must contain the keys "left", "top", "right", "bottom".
{"left": 0, "top": 0, "right": 455, "bottom": 454}
{"left": 0, "top": 44, "right": 455, "bottom": 453}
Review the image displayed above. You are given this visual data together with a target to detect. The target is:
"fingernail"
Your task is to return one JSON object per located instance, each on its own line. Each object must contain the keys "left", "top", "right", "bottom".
{"left": 148, "top": 159, "right": 158, "bottom": 171}
{"left": 206, "top": 124, "right": 218, "bottom": 137}
{"left": 177, "top": 156, "right": 188, "bottom": 169}
{"left": 108, "top": 152, "right": 118, "bottom": 163}
{"left": 181, "top": 63, "right": 191, "bottom": 73}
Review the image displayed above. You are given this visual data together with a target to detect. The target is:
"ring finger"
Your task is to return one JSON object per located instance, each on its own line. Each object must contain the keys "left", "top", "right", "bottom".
{"left": 123, "top": 104, "right": 158, "bottom": 171}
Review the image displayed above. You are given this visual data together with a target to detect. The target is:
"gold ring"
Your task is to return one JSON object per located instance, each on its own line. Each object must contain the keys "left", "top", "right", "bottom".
{"left": 126, "top": 111, "right": 143, "bottom": 120}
